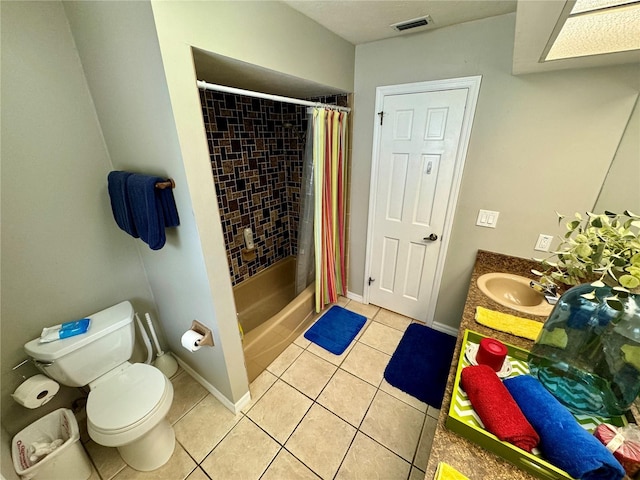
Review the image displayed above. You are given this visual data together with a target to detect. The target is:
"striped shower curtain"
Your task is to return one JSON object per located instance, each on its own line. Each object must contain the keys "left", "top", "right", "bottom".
{"left": 312, "top": 108, "right": 348, "bottom": 312}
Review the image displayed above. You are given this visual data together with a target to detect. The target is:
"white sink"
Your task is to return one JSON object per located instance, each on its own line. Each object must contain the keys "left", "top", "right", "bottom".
{"left": 477, "top": 273, "right": 554, "bottom": 317}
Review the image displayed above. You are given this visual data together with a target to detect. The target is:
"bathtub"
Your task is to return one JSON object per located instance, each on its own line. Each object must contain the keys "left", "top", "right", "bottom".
{"left": 233, "top": 256, "right": 316, "bottom": 382}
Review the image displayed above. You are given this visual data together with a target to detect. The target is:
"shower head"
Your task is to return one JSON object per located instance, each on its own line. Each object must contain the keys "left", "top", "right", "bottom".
{"left": 282, "top": 122, "right": 305, "bottom": 141}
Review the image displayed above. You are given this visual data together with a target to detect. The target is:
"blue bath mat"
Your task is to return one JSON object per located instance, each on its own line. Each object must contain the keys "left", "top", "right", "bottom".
{"left": 304, "top": 306, "right": 367, "bottom": 355}
{"left": 384, "top": 323, "right": 456, "bottom": 408}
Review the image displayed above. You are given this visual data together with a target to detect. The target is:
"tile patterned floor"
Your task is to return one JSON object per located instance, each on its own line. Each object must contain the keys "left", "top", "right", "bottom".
{"left": 83, "top": 299, "right": 439, "bottom": 480}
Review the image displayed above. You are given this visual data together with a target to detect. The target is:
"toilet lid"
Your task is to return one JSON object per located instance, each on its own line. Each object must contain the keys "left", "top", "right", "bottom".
{"left": 87, "top": 363, "right": 167, "bottom": 431}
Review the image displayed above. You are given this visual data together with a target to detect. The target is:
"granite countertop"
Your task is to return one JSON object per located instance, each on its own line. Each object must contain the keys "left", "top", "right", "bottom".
{"left": 424, "top": 250, "right": 549, "bottom": 480}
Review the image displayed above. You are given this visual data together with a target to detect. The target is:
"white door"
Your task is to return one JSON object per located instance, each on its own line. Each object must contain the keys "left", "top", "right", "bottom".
{"left": 366, "top": 87, "right": 470, "bottom": 323}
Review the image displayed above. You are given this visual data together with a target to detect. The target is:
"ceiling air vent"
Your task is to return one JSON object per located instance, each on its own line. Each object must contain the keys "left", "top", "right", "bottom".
{"left": 391, "top": 15, "right": 433, "bottom": 32}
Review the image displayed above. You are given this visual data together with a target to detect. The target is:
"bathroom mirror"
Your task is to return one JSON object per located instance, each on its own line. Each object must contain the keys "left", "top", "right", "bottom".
{"left": 593, "top": 97, "right": 640, "bottom": 213}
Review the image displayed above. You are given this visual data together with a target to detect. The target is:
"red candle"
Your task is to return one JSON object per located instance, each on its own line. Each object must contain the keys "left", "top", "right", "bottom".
{"left": 476, "top": 338, "right": 508, "bottom": 372}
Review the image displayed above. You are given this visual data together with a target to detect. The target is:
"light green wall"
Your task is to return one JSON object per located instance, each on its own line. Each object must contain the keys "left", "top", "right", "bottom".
{"left": 150, "top": 1, "right": 354, "bottom": 94}
{"left": 594, "top": 99, "right": 640, "bottom": 214}
{"left": 352, "top": 13, "right": 639, "bottom": 330}
{"left": 63, "top": 0, "right": 249, "bottom": 404}
{"left": 1, "top": 0, "right": 355, "bottom": 426}
{"left": 1, "top": 426, "right": 19, "bottom": 480}
{"left": 60, "top": 0, "right": 355, "bottom": 404}
{"left": 4, "top": 2, "right": 633, "bottom": 445}
{"left": 148, "top": 0, "right": 355, "bottom": 400}
{"left": 0, "top": 1, "right": 156, "bottom": 436}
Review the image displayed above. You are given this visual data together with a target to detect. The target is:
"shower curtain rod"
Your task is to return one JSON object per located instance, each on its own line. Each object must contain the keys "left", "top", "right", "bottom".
{"left": 196, "top": 80, "right": 351, "bottom": 113}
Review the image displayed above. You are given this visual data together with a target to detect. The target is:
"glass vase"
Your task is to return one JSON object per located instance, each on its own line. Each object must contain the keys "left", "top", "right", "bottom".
{"left": 528, "top": 284, "right": 640, "bottom": 417}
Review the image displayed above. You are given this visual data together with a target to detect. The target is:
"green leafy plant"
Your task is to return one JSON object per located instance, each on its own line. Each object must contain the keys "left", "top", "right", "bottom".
{"left": 533, "top": 211, "right": 640, "bottom": 296}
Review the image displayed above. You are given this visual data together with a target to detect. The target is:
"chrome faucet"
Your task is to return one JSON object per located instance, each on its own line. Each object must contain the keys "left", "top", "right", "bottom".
{"left": 530, "top": 280, "right": 559, "bottom": 305}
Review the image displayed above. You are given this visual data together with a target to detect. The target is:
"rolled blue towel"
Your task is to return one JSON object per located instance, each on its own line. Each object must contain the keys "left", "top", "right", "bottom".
{"left": 504, "top": 375, "right": 625, "bottom": 480}
{"left": 126, "top": 174, "right": 167, "bottom": 250}
{"left": 107, "top": 171, "right": 138, "bottom": 238}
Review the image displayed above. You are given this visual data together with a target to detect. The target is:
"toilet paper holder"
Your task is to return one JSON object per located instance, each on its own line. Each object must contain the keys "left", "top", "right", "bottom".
{"left": 190, "top": 320, "right": 214, "bottom": 347}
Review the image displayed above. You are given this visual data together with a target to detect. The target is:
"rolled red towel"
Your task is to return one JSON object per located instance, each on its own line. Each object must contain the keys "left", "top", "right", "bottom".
{"left": 594, "top": 423, "right": 640, "bottom": 478}
{"left": 460, "top": 365, "right": 540, "bottom": 452}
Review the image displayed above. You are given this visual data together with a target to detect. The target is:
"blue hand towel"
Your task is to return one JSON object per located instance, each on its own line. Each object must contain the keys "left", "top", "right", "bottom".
{"left": 504, "top": 375, "right": 625, "bottom": 480}
{"left": 158, "top": 187, "right": 180, "bottom": 228}
{"left": 125, "top": 174, "right": 169, "bottom": 250}
{"left": 107, "top": 171, "right": 138, "bottom": 238}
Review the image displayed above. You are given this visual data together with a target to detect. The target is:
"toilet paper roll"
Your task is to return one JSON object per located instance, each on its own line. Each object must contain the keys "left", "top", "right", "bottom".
{"left": 12, "top": 374, "right": 60, "bottom": 409}
{"left": 181, "top": 330, "right": 204, "bottom": 352}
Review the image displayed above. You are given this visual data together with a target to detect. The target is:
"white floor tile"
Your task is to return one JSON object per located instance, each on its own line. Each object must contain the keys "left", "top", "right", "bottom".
{"left": 317, "top": 369, "right": 377, "bottom": 427}
{"left": 409, "top": 466, "right": 427, "bottom": 480}
{"left": 246, "top": 379, "right": 313, "bottom": 444}
{"left": 267, "top": 343, "right": 305, "bottom": 376}
{"left": 294, "top": 332, "right": 312, "bottom": 349}
{"left": 242, "top": 369, "right": 278, "bottom": 414}
{"left": 344, "top": 301, "right": 380, "bottom": 319}
{"left": 167, "top": 306, "right": 441, "bottom": 480}
{"left": 112, "top": 443, "right": 196, "bottom": 480}
{"left": 281, "top": 351, "right": 337, "bottom": 399}
{"left": 360, "top": 391, "right": 425, "bottom": 462}
{"left": 261, "top": 449, "right": 320, "bottom": 480}
{"left": 201, "top": 417, "right": 280, "bottom": 480}
{"left": 373, "top": 309, "right": 413, "bottom": 332}
{"left": 380, "top": 379, "right": 428, "bottom": 413}
{"left": 286, "top": 404, "right": 356, "bottom": 480}
{"left": 414, "top": 415, "right": 438, "bottom": 471}
{"left": 174, "top": 394, "right": 241, "bottom": 462}
{"left": 336, "top": 432, "right": 410, "bottom": 480}
{"left": 340, "top": 342, "right": 391, "bottom": 387}
{"left": 167, "top": 370, "right": 208, "bottom": 424}
{"left": 358, "top": 321, "right": 404, "bottom": 355}
{"left": 85, "top": 440, "right": 125, "bottom": 480}
{"left": 185, "top": 467, "right": 209, "bottom": 480}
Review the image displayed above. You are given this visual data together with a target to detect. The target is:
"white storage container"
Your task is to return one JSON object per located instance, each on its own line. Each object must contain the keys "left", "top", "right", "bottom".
{"left": 11, "top": 408, "right": 92, "bottom": 480}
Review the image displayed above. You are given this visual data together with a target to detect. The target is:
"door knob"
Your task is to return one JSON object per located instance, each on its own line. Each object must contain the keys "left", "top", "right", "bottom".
{"left": 423, "top": 233, "right": 438, "bottom": 241}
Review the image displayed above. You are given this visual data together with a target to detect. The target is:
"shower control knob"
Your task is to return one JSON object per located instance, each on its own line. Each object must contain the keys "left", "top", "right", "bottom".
{"left": 423, "top": 234, "right": 438, "bottom": 242}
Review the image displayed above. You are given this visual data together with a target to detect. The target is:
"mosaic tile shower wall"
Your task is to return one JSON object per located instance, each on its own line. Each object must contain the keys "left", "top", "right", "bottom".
{"left": 199, "top": 89, "right": 348, "bottom": 286}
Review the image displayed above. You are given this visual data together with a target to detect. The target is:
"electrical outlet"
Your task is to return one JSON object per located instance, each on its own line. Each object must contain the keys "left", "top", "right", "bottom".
{"left": 476, "top": 209, "right": 499, "bottom": 228}
{"left": 535, "top": 234, "right": 554, "bottom": 252}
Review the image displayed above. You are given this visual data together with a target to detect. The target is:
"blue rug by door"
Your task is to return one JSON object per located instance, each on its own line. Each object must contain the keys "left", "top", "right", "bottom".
{"left": 384, "top": 323, "right": 457, "bottom": 408}
{"left": 304, "top": 305, "right": 367, "bottom": 355}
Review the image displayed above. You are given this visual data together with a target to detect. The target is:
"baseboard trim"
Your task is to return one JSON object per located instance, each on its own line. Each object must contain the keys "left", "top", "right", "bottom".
{"left": 346, "top": 291, "right": 364, "bottom": 303}
{"left": 431, "top": 321, "right": 459, "bottom": 337}
{"left": 174, "top": 357, "right": 250, "bottom": 414}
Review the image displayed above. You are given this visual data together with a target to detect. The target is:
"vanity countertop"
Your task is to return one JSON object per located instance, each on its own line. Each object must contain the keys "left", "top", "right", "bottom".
{"left": 424, "top": 250, "right": 550, "bottom": 480}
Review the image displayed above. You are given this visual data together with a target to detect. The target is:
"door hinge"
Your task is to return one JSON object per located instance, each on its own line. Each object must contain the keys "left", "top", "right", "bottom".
{"left": 368, "top": 277, "right": 376, "bottom": 286}
{"left": 377, "top": 111, "right": 384, "bottom": 125}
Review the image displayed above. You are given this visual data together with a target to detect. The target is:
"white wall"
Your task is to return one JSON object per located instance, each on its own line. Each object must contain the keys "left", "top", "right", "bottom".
{"left": 0, "top": 1, "right": 156, "bottom": 436}
{"left": 352, "top": 13, "right": 639, "bottom": 329}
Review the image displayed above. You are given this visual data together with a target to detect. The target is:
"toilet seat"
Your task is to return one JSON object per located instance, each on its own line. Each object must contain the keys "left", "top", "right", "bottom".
{"left": 87, "top": 363, "right": 173, "bottom": 447}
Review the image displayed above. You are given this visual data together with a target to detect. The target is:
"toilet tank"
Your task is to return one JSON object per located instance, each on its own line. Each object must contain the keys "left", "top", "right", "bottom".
{"left": 24, "top": 301, "right": 135, "bottom": 387}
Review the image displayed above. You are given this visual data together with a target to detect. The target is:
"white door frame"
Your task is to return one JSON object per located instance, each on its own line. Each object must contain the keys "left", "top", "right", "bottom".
{"left": 363, "top": 76, "right": 482, "bottom": 327}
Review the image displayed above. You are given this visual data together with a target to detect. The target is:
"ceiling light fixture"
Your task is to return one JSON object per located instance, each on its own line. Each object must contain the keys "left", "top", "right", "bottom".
{"left": 544, "top": 0, "right": 640, "bottom": 61}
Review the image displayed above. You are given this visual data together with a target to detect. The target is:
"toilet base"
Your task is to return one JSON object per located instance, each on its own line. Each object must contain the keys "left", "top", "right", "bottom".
{"left": 117, "top": 418, "right": 175, "bottom": 471}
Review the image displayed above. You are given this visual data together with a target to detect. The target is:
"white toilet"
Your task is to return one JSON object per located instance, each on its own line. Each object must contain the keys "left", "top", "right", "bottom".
{"left": 24, "top": 301, "right": 175, "bottom": 471}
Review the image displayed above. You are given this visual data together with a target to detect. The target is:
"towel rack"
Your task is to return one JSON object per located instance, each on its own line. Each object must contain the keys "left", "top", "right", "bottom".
{"left": 155, "top": 178, "right": 175, "bottom": 190}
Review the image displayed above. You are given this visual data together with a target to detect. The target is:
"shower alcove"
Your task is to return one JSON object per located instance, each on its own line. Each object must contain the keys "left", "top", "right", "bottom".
{"left": 194, "top": 50, "right": 352, "bottom": 381}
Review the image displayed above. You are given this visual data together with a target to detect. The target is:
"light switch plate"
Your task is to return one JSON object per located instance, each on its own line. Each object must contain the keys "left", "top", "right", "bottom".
{"left": 535, "top": 234, "right": 554, "bottom": 252}
{"left": 476, "top": 209, "right": 499, "bottom": 228}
